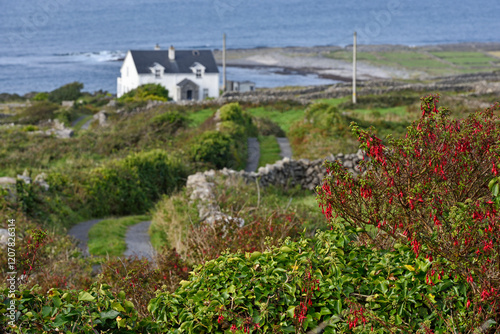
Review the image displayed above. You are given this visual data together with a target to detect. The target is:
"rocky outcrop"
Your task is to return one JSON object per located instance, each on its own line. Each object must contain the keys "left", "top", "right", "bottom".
{"left": 93, "top": 110, "right": 108, "bottom": 126}
{"left": 39, "top": 119, "right": 74, "bottom": 139}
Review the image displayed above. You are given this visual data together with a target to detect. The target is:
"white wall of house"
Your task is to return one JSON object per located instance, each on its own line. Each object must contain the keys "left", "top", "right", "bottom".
{"left": 117, "top": 51, "right": 139, "bottom": 98}
{"left": 117, "top": 51, "right": 220, "bottom": 101}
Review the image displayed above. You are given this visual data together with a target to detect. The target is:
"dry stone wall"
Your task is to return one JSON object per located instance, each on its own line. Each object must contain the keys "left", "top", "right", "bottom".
{"left": 186, "top": 151, "right": 364, "bottom": 222}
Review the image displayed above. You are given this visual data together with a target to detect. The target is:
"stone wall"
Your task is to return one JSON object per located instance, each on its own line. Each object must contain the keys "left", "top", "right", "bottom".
{"left": 186, "top": 151, "right": 364, "bottom": 222}
{"left": 121, "top": 71, "right": 500, "bottom": 111}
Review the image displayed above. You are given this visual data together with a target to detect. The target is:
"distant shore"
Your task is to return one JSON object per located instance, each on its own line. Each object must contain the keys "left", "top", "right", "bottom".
{"left": 213, "top": 42, "right": 500, "bottom": 82}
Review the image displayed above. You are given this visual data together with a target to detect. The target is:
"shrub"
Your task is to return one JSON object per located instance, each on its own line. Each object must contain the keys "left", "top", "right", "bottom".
{"left": 149, "top": 226, "right": 469, "bottom": 333}
{"left": 253, "top": 116, "right": 286, "bottom": 137}
{"left": 219, "top": 102, "right": 258, "bottom": 137}
{"left": 0, "top": 284, "right": 162, "bottom": 333}
{"left": 98, "top": 248, "right": 191, "bottom": 318}
{"left": 16, "top": 101, "right": 59, "bottom": 124}
{"left": 86, "top": 150, "right": 188, "bottom": 217}
{"left": 192, "top": 103, "right": 257, "bottom": 169}
{"left": 118, "top": 84, "right": 170, "bottom": 102}
{"left": 48, "top": 82, "right": 83, "bottom": 104}
{"left": 317, "top": 95, "right": 500, "bottom": 331}
{"left": 32, "top": 92, "right": 49, "bottom": 101}
{"left": 149, "top": 109, "right": 189, "bottom": 133}
{"left": 304, "top": 102, "right": 349, "bottom": 131}
{"left": 185, "top": 211, "right": 303, "bottom": 264}
{"left": 191, "top": 131, "right": 234, "bottom": 169}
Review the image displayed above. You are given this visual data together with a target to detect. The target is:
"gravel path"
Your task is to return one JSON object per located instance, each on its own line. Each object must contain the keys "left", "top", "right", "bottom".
{"left": 68, "top": 219, "right": 102, "bottom": 256}
{"left": 277, "top": 137, "right": 292, "bottom": 159}
{"left": 245, "top": 137, "right": 260, "bottom": 172}
{"left": 123, "top": 221, "right": 155, "bottom": 261}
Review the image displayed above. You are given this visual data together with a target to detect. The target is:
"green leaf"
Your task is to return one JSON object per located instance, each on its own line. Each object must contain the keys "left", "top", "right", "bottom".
{"left": 78, "top": 291, "right": 95, "bottom": 302}
{"left": 112, "top": 302, "right": 126, "bottom": 313}
{"left": 52, "top": 314, "right": 69, "bottom": 327}
{"left": 334, "top": 300, "right": 342, "bottom": 314}
{"left": 52, "top": 296, "right": 62, "bottom": 308}
{"left": 320, "top": 307, "right": 332, "bottom": 315}
{"left": 286, "top": 305, "right": 296, "bottom": 318}
{"left": 493, "top": 183, "right": 499, "bottom": 196}
{"left": 100, "top": 310, "right": 120, "bottom": 320}
{"left": 42, "top": 306, "right": 52, "bottom": 319}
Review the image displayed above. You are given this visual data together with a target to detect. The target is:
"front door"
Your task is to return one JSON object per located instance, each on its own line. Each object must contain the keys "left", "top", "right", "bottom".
{"left": 186, "top": 90, "right": 193, "bottom": 100}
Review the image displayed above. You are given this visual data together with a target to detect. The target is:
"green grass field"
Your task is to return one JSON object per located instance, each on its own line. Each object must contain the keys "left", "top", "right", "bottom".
{"left": 258, "top": 135, "right": 282, "bottom": 167}
{"left": 88, "top": 215, "right": 150, "bottom": 256}
{"left": 325, "top": 49, "right": 500, "bottom": 77}
{"left": 188, "top": 108, "right": 214, "bottom": 127}
{"left": 246, "top": 106, "right": 305, "bottom": 133}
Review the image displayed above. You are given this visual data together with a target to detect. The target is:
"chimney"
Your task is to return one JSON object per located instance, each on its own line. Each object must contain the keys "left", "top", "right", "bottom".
{"left": 155, "top": 44, "right": 160, "bottom": 50}
{"left": 168, "top": 45, "right": 175, "bottom": 60}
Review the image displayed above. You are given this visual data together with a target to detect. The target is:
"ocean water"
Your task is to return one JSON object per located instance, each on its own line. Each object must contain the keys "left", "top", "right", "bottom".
{"left": 0, "top": 0, "right": 499, "bottom": 94}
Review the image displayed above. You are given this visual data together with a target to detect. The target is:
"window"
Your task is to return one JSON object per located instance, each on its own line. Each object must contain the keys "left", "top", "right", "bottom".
{"left": 196, "top": 69, "right": 202, "bottom": 78}
{"left": 203, "top": 88, "right": 209, "bottom": 99}
{"left": 155, "top": 68, "right": 161, "bottom": 79}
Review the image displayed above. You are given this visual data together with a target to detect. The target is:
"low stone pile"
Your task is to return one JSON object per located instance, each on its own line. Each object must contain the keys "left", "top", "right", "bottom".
{"left": 0, "top": 171, "right": 50, "bottom": 202}
{"left": 38, "top": 119, "right": 74, "bottom": 139}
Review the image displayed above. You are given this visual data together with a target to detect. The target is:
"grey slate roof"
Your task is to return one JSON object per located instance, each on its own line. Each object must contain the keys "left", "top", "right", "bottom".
{"left": 129, "top": 50, "right": 219, "bottom": 74}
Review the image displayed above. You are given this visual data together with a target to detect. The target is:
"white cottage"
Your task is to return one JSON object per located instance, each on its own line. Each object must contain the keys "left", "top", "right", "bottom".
{"left": 117, "top": 46, "right": 219, "bottom": 101}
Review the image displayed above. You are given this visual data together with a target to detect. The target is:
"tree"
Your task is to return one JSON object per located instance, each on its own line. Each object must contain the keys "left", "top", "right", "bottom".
{"left": 48, "top": 82, "right": 84, "bottom": 104}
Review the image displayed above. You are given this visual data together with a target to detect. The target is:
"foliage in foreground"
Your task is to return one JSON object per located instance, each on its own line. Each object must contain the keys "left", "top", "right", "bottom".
{"left": 149, "top": 226, "right": 470, "bottom": 333}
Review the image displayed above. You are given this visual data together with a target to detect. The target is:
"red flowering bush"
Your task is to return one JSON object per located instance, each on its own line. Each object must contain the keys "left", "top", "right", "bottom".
{"left": 98, "top": 247, "right": 191, "bottom": 317}
{"left": 317, "top": 94, "right": 500, "bottom": 331}
{"left": 185, "top": 210, "right": 303, "bottom": 263}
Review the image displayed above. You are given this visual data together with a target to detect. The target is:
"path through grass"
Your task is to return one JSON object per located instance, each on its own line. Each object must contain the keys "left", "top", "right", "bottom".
{"left": 258, "top": 135, "right": 282, "bottom": 167}
{"left": 88, "top": 215, "right": 150, "bottom": 256}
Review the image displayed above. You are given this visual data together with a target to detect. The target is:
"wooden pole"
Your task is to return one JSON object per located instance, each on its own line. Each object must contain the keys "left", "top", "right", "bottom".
{"left": 353, "top": 31, "right": 357, "bottom": 104}
{"left": 223, "top": 33, "right": 227, "bottom": 92}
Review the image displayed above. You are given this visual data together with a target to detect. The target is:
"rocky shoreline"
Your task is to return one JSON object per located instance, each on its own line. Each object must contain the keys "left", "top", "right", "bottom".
{"left": 213, "top": 42, "right": 500, "bottom": 82}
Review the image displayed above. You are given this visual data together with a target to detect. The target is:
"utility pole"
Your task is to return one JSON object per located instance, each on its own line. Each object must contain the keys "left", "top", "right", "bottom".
{"left": 352, "top": 31, "right": 357, "bottom": 104}
{"left": 223, "top": 33, "right": 227, "bottom": 92}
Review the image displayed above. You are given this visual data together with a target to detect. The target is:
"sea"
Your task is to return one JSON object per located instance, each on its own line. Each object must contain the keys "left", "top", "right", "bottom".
{"left": 1, "top": 0, "right": 499, "bottom": 95}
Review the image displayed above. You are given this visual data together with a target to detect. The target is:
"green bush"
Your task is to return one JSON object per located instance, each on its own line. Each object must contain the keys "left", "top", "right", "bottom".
{"left": 85, "top": 150, "right": 188, "bottom": 217}
{"left": 16, "top": 101, "right": 59, "bottom": 124}
{"left": 304, "top": 102, "right": 348, "bottom": 131}
{"left": 219, "top": 102, "right": 258, "bottom": 137}
{"left": 48, "top": 82, "right": 84, "bottom": 104}
{"left": 0, "top": 284, "right": 162, "bottom": 333}
{"left": 118, "top": 84, "right": 170, "bottom": 102}
{"left": 253, "top": 116, "right": 286, "bottom": 137}
{"left": 32, "top": 92, "right": 49, "bottom": 101}
{"left": 191, "top": 131, "right": 234, "bottom": 169}
{"left": 150, "top": 109, "right": 189, "bottom": 133}
{"left": 149, "top": 225, "right": 469, "bottom": 333}
{"left": 191, "top": 103, "right": 257, "bottom": 169}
